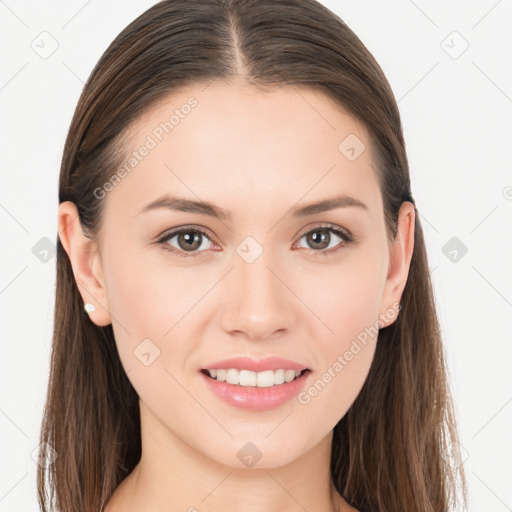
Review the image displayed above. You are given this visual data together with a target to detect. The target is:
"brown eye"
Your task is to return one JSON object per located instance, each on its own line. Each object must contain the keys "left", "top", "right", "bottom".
{"left": 158, "top": 227, "right": 214, "bottom": 257}
{"left": 157, "top": 223, "right": 354, "bottom": 258}
{"left": 174, "top": 230, "right": 204, "bottom": 251}
{"left": 295, "top": 225, "right": 352, "bottom": 255}
{"left": 305, "top": 228, "right": 332, "bottom": 250}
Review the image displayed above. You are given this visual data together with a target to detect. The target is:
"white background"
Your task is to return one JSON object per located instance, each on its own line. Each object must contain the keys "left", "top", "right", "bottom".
{"left": 1, "top": 0, "right": 511, "bottom": 510}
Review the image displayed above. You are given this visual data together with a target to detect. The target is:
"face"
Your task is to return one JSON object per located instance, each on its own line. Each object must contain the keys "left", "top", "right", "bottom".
{"left": 59, "top": 81, "right": 414, "bottom": 469}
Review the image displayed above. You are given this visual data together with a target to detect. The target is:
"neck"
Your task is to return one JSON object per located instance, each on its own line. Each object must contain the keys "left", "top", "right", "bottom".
{"left": 106, "top": 399, "right": 351, "bottom": 512}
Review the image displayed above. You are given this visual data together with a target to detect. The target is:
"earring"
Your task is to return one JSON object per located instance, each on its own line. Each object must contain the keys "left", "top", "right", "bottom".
{"left": 84, "top": 303, "right": 96, "bottom": 314}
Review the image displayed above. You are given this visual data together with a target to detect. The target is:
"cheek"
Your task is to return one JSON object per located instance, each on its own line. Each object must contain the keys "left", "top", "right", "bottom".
{"left": 106, "top": 249, "right": 209, "bottom": 335}
{"left": 298, "top": 337, "right": 376, "bottom": 440}
{"left": 105, "top": 258, "right": 197, "bottom": 414}
{"left": 305, "top": 248, "right": 386, "bottom": 342}
{"left": 294, "top": 251, "right": 384, "bottom": 418}
{"left": 104, "top": 252, "right": 212, "bottom": 381}
{"left": 298, "top": 283, "right": 380, "bottom": 434}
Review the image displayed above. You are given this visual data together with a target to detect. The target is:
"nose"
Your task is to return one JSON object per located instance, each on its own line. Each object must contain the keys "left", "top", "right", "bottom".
{"left": 219, "top": 247, "right": 298, "bottom": 341}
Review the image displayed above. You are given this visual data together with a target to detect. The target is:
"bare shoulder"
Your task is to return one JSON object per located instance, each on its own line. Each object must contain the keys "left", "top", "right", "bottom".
{"left": 103, "top": 474, "right": 133, "bottom": 512}
{"left": 336, "top": 493, "right": 360, "bottom": 512}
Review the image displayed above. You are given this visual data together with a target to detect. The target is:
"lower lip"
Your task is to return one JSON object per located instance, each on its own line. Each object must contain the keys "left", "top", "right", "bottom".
{"left": 199, "top": 370, "right": 311, "bottom": 411}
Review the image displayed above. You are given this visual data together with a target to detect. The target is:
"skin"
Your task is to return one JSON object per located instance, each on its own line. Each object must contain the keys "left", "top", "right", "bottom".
{"left": 58, "top": 80, "right": 415, "bottom": 512}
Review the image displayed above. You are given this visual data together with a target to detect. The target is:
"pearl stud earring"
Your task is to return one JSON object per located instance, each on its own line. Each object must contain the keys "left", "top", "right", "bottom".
{"left": 84, "top": 303, "right": 96, "bottom": 314}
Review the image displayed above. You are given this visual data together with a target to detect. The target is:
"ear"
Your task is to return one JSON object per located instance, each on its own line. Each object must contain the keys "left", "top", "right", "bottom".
{"left": 378, "top": 201, "right": 415, "bottom": 328}
{"left": 57, "top": 201, "right": 112, "bottom": 327}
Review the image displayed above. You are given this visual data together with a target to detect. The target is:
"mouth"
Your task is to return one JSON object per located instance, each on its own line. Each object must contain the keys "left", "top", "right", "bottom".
{"left": 200, "top": 368, "right": 311, "bottom": 388}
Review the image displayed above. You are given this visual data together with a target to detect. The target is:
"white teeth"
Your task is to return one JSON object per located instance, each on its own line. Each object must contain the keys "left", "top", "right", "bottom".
{"left": 226, "top": 368, "right": 239, "bottom": 385}
{"left": 240, "top": 369, "right": 257, "bottom": 386}
{"left": 257, "top": 370, "right": 275, "bottom": 388}
{"left": 274, "top": 369, "right": 285, "bottom": 385}
{"left": 206, "top": 368, "right": 305, "bottom": 387}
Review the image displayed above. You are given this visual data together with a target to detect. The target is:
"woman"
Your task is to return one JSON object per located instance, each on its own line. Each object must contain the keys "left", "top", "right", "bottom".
{"left": 38, "top": 0, "right": 468, "bottom": 510}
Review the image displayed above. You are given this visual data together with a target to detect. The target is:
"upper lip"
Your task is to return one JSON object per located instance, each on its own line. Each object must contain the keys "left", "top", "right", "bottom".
{"left": 202, "top": 356, "right": 310, "bottom": 372}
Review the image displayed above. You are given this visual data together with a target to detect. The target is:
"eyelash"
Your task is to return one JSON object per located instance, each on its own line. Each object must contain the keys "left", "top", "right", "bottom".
{"left": 156, "top": 223, "right": 354, "bottom": 259}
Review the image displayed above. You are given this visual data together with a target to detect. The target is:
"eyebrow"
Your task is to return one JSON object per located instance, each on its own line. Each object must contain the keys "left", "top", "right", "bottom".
{"left": 137, "top": 193, "right": 368, "bottom": 220}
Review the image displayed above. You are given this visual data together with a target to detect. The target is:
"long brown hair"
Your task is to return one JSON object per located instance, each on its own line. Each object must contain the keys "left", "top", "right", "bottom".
{"left": 38, "top": 0, "right": 468, "bottom": 510}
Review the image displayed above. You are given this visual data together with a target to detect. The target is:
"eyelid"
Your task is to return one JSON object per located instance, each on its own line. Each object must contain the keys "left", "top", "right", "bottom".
{"left": 156, "top": 224, "right": 219, "bottom": 258}
{"left": 295, "top": 222, "right": 353, "bottom": 242}
{"left": 157, "top": 224, "right": 215, "bottom": 241}
{"left": 156, "top": 222, "right": 355, "bottom": 257}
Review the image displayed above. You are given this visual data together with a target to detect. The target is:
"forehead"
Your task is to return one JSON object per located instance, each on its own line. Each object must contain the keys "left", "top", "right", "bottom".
{"left": 103, "top": 81, "right": 382, "bottom": 225}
